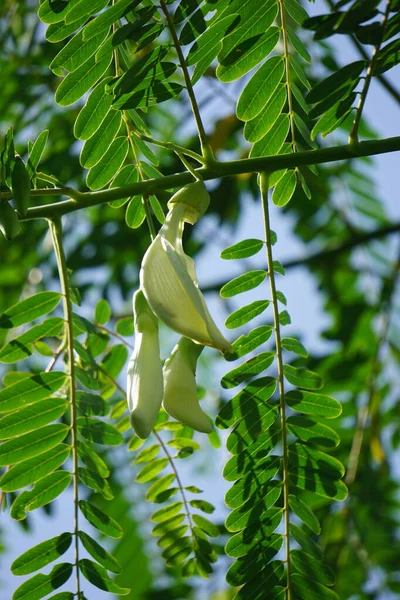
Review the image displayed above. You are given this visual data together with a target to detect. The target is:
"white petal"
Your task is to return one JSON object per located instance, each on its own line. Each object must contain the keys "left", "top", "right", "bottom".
{"left": 140, "top": 207, "right": 232, "bottom": 353}
{"left": 127, "top": 329, "right": 163, "bottom": 439}
{"left": 162, "top": 340, "right": 212, "bottom": 434}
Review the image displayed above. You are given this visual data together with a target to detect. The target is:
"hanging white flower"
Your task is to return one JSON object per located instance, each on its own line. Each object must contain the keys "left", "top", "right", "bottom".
{"left": 163, "top": 337, "right": 212, "bottom": 434}
{"left": 140, "top": 181, "right": 232, "bottom": 353}
{"left": 127, "top": 290, "right": 163, "bottom": 439}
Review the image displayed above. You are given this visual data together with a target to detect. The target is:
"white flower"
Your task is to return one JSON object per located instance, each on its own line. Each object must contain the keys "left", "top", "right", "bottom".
{"left": 163, "top": 337, "right": 212, "bottom": 434}
{"left": 140, "top": 182, "right": 232, "bottom": 353}
{"left": 127, "top": 291, "right": 163, "bottom": 439}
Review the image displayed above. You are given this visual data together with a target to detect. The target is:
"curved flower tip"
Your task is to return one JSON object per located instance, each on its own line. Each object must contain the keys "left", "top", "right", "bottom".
{"left": 167, "top": 181, "right": 210, "bottom": 225}
{"left": 127, "top": 290, "right": 163, "bottom": 439}
{"left": 163, "top": 337, "right": 212, "bottom": 434}
{"left": 140, "top": 194, "right": 233, "bottom": 354}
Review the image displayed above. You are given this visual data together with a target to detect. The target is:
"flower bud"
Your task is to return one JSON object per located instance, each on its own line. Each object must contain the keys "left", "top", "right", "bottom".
{"left": 127, "top": 290, "right": 163, "bottom": 439}
{"left": 163, "top": 337, "right": 212, "bottom": 434}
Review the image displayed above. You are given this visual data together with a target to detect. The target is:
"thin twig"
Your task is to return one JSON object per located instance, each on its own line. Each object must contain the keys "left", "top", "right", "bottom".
{"left": 349, "top": 0, "right": 393, "bottom": 144}
{"left": 49, "top": 218, "right": 81, "bottom": 596}
{"left": 153, "top": 430, "right": 194, "bottom": 534}
{"left": 159, "top": 0, "right": 211, "bottom": 161}
{"left": 260, "top": 173, "right": 292, "bottom": 599}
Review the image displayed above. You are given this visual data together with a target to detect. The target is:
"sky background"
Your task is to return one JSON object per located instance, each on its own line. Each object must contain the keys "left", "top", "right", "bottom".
{"left": 1, "top": 1, "right": 400, "bottom": 598}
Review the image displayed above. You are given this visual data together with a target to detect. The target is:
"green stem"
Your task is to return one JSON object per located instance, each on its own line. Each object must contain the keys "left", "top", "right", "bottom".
{"left": 279, "top": 0, "right": 297, "bottom": 153}
{"left": 136, "top": 133, "right": 205, "bottom": 165}
{"left": 349, "top": 0, "right": 393, "bottom": 144}
{"left": 260, "top": 173, "right": 291, "bottom": 599}
{"left": 325, "top": 0, "right": 400, "bottom": 106}
{"left": 49, "top": 217, "right": 81, "bottom": 597}
{"left": 153, "top": 430, "right": 195, "bottom": 535}
{"left": 8, "top": 136, "right": 400, "bottom": 220}
{"left": 159, "top": 0, "right": 212, "bottom": 162}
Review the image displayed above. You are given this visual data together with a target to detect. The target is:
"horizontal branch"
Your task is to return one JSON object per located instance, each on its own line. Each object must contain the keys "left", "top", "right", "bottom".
{"left": 1, "top": 135, "right": 398, "bottom": 220}
{"left": 201, "top": 221, "right": 400, "bottom": 294}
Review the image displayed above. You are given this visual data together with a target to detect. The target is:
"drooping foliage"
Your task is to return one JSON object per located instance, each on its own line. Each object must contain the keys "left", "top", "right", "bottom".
{"left": 0, "top": 0, "right": 399, "bottom": 599}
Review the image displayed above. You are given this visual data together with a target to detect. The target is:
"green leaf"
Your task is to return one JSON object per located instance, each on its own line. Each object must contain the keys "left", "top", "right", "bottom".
{"left": 187, "top": 15, "right": 238, "bottom": 84}
{"left": 79, "top": 499, "right": 123, "bottom": 538}
{"left": 78, "top": 467, "right": 113, "bottom": 500}
{"left": 224, "top": 450, "right": 280, "bottom": 483}
{"left": 221, "top": 238, "right": 264, "bottom": 260}
{"left": 80, "top": 109, "right": 122, "bottom": 169}
{"left": 288, "top": 443, "right": 345, "bottom": 479}
{"left": 0, "top": 423, "right": 69, "bottom": 466}
{"left": 286, "top": 390, "right": 342, "bottom": 418}
{"left": 250, "top": 114, "right": 290, "bottom": 158}
{"left": 64, "top": 0, "right": 109, "bottom": 25}
{"left": 289, "top": 468, "right": 347, "bottom": 501}
{"left": 237, "top": 56, "right": 285, "bottom": 121}
{"left": 136, "top": 458, "right": 169, "bottom": 483}
{"left": 74, "top": 77, "right": 113, "bottom": 140}
{"left": 291, "top": 524, "right": 322, "bottom": 560}
{"left": 10, "top": 471, "right": 72, "bottom": 520}
{"left": 11, "top": 533, "right": 72, "bottom": 576}
{"left": 50, "top": 28, "right": 108, "bottom": 74}
{"left": 146, "top": 474, "right": 176, "bottom": 502}
{"left": 12, "top": 563, "right": 73, "bottom": 600}
{"left": 217, "top": 27, "right": 280, "bottom": 83}
{"left": 27, "top": 130, "right": 49, "bottom": 178}
{"left": 116, "top": 316, "right": 134, "bottom": 336}
{"left": 83, "top": 0, "right": 141, "bottom": 40}
{"left": 76, "top": 391, "right": 109, "bottom": 417}
{"left": 0, "top": 292, "right": 61, "bottom": 329}
{"left": 216, "top": 376, "right": 276, "bottom": 429}
{"left": 149, "top": 195, "right": 165, "bottom": 224}
{"left": 77, "top": 416, "right": 123, "bottom": 445}
{"left": 134, "top": 443, "right": 160, "bottom": 463}
{"left": 374, "top": 38, "right": 400, "bottom": 75}
{"left": 151, "top": 502, "right": 183, "bottom": 523}
{"left": 192, "top": 514, "right": 219, "bottom": 538}
{"left": 292, "top": 573, "right": 339, "bottom": 600}
{"left": 86, "top": 136, "right": 129, "bottom": 190}
{"left": 100, "top": 343, "right": 128, "bottom": 379}
{"left": 244, "top": 86, "right": 287, "bottom": 143}
{"left": 272, "top": 170, "right": 297, "bottom": 207}
{"left": 225, "top": 300, "right": 270, "bottom": 329}
{"left": 0, "top": 317, "right": 64, "bottom": 363}
{"left": 226, "top": 541, "right": 283, "bottom": 587}
{"left": 283, "top": 365, "right": 323, "bottom": 390}
{"left": 281, "top": 337, "right": 308, "bottom": 358}
{"left": 220, "top": 270, "right": 267, "bottom": 298}
{"left": 0, "top": 397, "right": 68, "bottom": 440}
{"left": 0, "top": 444, "right": 70, "bottom": 492}
{"left": 225, "top": 509, "right": 282, "bottom": 557}
{"left": 190, "top": 499, "right": 215, "bottom": 514}
{"left": 288, "top": 495, "right": 320, "bottom": 535}
{"left": 55, "top": 53, "right": 112, "bottom": 107}
{"left": 0, "top": 371, "right": 67, "bottom": 414}
{"left": 287, "top": 416, "right": 340, "bottom": 448}
{"left": 227, "top": 325, "right": 273, "bottom": 361}
{"left": 78, "top": 442, "right": 110, "bottom": 478}
{"left": 126, "top": 196, "right": 146, "bottom": 228}
{"left": 78, "top": 531, "right": 122, "bottom": 574}
{"left": 226, "top": 482, "right": 282, "bottom": 532}
{"left": 291, "top": 550, "right": 335, "bottom": 586}
{"left": 279, "top": 310, "right": 291, "bottom": 325}
{"left": 307, "top": 61, "right": 365, "bottom": 105}
{"left": 221, "top": 352, "right": 275, "bottom": 389}
{"left": 79, "top": 558, "right": 130, "bottom": 594}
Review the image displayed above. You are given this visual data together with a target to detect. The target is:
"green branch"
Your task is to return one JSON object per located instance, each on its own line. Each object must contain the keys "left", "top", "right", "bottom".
{"left": 349, "top": 0, "right": 393, "bottom": 144}
{"left": 49, "top": 217, "right": 81, "bottom": 597}
{"left": 1, "top": 136, "right": 398, "bottom": 220}
{"left": 260, "top": 173, "right": 291, "bottom": 599}
{"left": 159, "top": 0, "right": 212, "bottom": 162}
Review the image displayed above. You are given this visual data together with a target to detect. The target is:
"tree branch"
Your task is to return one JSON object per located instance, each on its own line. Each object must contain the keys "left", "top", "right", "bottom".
{"left": 200, "top": 222, "right": 400, "bottom": 295}
{"left": 7, "top": 136, "right": 400, "bottom": 221}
